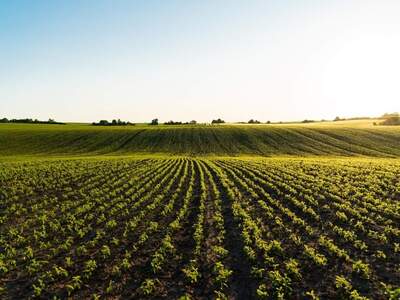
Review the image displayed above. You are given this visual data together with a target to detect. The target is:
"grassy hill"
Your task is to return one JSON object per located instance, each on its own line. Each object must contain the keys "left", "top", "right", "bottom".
{"left": 1, "top": 119, "right": 400, "bottom": 158}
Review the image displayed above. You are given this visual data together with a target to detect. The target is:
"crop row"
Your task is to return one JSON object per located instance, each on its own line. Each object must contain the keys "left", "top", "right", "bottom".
{"left": 0, "top": 157, "right": 399, "bottom": 299}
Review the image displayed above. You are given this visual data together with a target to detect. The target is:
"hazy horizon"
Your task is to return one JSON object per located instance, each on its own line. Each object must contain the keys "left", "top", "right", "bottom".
{"left": 1, "top": 0, "right": 399, "bottom": 123}
{"left": 0, "top": 114, "right": 393, "bottom": 124}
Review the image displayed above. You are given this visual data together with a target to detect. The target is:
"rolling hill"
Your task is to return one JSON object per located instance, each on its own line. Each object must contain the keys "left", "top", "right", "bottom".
{"left": 1, "top": 120, "right": 400, "bottom": 158}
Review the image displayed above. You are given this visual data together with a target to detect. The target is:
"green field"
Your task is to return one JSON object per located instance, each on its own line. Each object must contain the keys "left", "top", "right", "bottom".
{"left": 1, "top": 121, "right": 399, "bottom": 299}
{"left": 1, "top": 120, "right": 400, "bottom": 158}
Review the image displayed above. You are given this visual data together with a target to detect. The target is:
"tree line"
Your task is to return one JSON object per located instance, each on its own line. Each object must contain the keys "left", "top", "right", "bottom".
{"left": 375, "top": 113, "right": 400, "bottom": 126}
{"left": 0, "top": 118, "right": 65, "bottom": 125}
{"left": 92, "top": 119, "right": 135, "bottom": 126}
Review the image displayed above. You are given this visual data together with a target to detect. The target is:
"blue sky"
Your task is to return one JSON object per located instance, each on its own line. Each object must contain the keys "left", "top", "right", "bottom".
{"left": 1, "top": 0, "right": 399, "bottom": 122}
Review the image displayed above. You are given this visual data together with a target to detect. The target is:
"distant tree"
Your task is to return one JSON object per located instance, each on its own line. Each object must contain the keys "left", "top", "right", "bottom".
{"left": 381, "top": 112, "right": 399, "bottom": 119}
{"left": 92, "top": 119, "right": 133, "bottom": 126}
{"left": 248, "top": 119, "right": 261, "bottom": 124}
{"left": 380, "top": 115, "right": 400, "bottom": 126}
{"left": 334, "top": 116, "right": 341, "bottom": 121}
{"left": 150, "top": 118, "right": 159, "bottom": 125}
{"left": 164, "top": 120, "right": 182, "bottom": 125}
{"left": 266, "top": 120, "right": 271, "bottom": 124}
{"left": 3, "top": 118, "right": 64, "bottom": 125}
{"left": 302, "top": 119, "right": 315, "bottom": 123}
{"left": 211, "top": 118, "right": 225, "bottom": 124}
{"left": 190, "top": 120, "right": 197, "bottom": 124}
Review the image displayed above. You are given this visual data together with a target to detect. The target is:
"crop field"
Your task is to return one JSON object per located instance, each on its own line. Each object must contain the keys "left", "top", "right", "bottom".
{"left": 1, "top": 157, "right": 399, "bottom": 299}
{"left": 1, "top": 121, "right": 400, "bottom": 157}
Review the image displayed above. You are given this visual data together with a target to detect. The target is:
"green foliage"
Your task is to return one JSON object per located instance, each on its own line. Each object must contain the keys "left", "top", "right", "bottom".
{"left": 1, "top": 120, "right": 400, "bottom": 158}
{"left": 285, "top": 258, "right": 301, "bottom": 279}
{"left": 268, "top": 270, "right": 292, "bottom": 299}
{"left": 1, "top": 157, "right": 399, "bottom": 299}
{"left": 182, "top": 261, "right": 199, "bottom": 284}
{"left": 213, "top": 262, "right": 232, "bottom": 288}
{"left": 100, "top": 245, "right": 111, "bottom": 258}
{"left": 381, "top": 283, "right": 400, "bottom": 300}
{"left": 305, "top": 290, "right": 320, "bottom": 300}
{"left": 304, "top": 245, "right": 327, "bottom": 266}
{"left": 352, "top": 260, "right": 371, "bottom": 279}
{"left": 256, "top": 283, "right": 269, "bottom": 298}
{"left": 335, "top": 275, "right": 352, "bottom": 292}
{"left": 140, "top": 278, "right": 160, "bottom": 296}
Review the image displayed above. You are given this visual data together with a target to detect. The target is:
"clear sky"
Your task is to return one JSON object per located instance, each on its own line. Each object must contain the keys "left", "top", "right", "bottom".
{"left": 1, "top": 0, "right": 399, "bottom": 122}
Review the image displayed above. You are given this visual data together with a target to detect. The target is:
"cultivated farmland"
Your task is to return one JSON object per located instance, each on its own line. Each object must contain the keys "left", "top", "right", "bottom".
{"left": 1, "top": 121, "right": 400, "bottom": 157}
{"left": 1, "top": 156, "right": 399, "bottom": 299}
